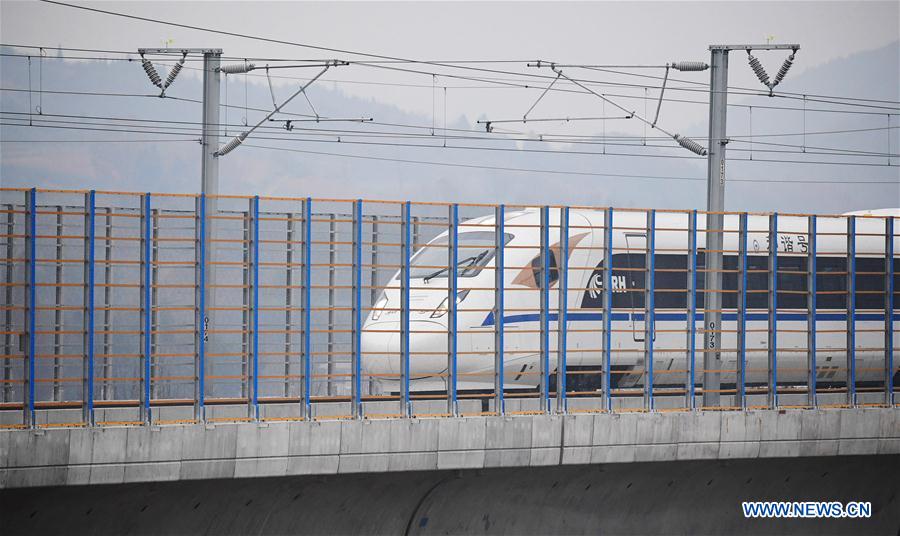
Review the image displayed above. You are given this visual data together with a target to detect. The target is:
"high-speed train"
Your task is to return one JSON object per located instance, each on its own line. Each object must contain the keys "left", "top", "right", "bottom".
{"left": 361, "top": 208, "right": 898, "bottom": 393}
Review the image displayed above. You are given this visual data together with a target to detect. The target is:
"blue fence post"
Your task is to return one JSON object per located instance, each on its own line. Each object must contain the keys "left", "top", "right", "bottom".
{"left": 767, "top": 213, "right": 778, "bottom": 409}
{"left": 400, "top": 201, "right": 411, "bottom": 418}
{"left": 196, "top": 194, "right": 207, "bottom": 423}
{"left": 885, "top": 217, "right": 894, "bottom": 407}
{"left": 494, "top": 204, "right": 505, "bottom": 416}
{"left": 539, "top": 206, "right": 551, "bottom": 414}
{"left": 687, "top": 210, "right": 698, "bottom": 410}
{"left": 25, "top": 188, "right": 36, "bottom": 428}
{"left": 83, "top": 191, "right": 96, "bottom": 426}
{"left": 351, "top": 200, "right": 363, "bottom": 419}
{"left": 557, "top": 206, "right": 569, "bottom": 415}
{"left": 603, "top": 207, "right": 614, "bottom": 412}
{"left": 140, "top": 193, "right": 152, "bottom": 425}
{"left": 644, "top": 210, "right": 655, "bottom": 411}
{"left": 448, "top": 204, "right": 459, "bottom": 417}
{"left": 251, "top": 196, "right": 260, "bottom": 420}
{"left": 301, "top": 198, "right": 312, "bottom": 419}
{"left": 808, "top": 215, "right": 817, "bottom": 408}
{"left": 847, "top": 215, "right": 856, "bottom": 407}
{"left": 737, "top": 213, "right": 748, "bottom": 410}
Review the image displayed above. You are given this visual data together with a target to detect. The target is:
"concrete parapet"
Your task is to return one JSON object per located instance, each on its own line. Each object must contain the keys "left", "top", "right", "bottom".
{"left": 1, "top": 407, "right": 898, "bottom": 489}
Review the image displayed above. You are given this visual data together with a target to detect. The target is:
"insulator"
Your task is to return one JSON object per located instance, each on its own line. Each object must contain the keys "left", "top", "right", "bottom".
{"left": 141, "top": 58, "right": 162, "bottom": 88}
{"left": 219, "top": 62, "right": 256, "bottom": 74}
{"left": 671, "top": 61, "right": 708, "bottom": 72}
{"left": 747, "top": 53, "right": 770, "bottom": 87}
{"left": 216, "top": 132, "right": 247, "bottom": 157}
{"left": 674, "top": 134, "right": 708, "bottom": 156}
{"left": 771, "top": 54, "right": 794, "bottom": 88}
{"left": 163, "top": 58, "right": 185, "bottom": 89}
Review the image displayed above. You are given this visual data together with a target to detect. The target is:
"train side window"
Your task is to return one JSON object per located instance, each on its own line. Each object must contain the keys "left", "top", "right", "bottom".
{"left": 530, "top": 250, "right": 559, "bottom": 287}
{"left": 816, "top": 257, "right": 846, "bottom": 310}
{"left": 814, "top": 256, "right": 892, "bottom": 310}
{"left": 722, "top": 255, "right": 738, "bottom": 309}
{"left": 696, "top": 252, "right": 706, "bottom": 310}
{"left": 777, "top": 256, "right": 807, "bottom": 309}
{"left": 653, "top": 254, "right": 687, "bottom": 309}
{"left": 855, "top": 257, "right": 885, "bottom": 310}
{"left": 747, "top": 256, "right": 769, "bottom": 309}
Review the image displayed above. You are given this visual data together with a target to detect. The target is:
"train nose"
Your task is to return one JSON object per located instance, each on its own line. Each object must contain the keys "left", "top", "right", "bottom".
{"left": 361, "top": 320, "right": 449, "bottom": 379}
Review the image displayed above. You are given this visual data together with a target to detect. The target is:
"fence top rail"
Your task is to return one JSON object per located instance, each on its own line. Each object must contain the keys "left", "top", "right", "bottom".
{"left": 1, "top": 187, "right": 897, "bottom": 221}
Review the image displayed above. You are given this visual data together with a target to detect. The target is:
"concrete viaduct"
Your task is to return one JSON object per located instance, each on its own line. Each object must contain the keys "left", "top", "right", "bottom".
{"left": 2, "top": 408, "right": 899, "bottom": 534}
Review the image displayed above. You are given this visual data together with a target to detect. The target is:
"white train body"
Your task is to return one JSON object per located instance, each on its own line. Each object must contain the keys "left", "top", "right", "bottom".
{"left": 362, "top": 208, "right": 898, "bottom": 392}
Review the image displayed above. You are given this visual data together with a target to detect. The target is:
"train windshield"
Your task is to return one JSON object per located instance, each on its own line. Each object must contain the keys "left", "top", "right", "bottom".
{"left": 409, "top": 231, "right": 513, "bottom": 280}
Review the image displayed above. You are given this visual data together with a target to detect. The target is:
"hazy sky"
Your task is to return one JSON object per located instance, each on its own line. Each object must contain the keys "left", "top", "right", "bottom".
{"left": 3, "top": 1, "right": 898, "bottom": 125}
{"left": 1, "top": 1, "right": 898, "bottom": 212}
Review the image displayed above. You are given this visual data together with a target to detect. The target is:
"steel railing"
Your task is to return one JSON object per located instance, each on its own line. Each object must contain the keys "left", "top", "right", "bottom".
{"left": 0, "top": 187, "right": 896, "bottom": 428}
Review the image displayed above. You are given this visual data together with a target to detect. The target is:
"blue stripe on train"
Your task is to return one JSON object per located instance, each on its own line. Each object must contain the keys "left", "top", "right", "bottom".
{"left": 480, "top": 311, "right": 899, "bottom": 327}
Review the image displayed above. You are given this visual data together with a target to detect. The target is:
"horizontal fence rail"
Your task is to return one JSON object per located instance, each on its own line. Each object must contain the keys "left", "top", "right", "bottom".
{"left": 0, "top": 188, "right": 897, "bottom": 428}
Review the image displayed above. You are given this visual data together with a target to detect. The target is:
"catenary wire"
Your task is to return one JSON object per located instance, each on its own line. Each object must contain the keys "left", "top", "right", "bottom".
{"left": 31, "top": 3, "right": 899, "bottom": 112}
{"left": 4, "top": 111, "right": 897, "bottom": 158}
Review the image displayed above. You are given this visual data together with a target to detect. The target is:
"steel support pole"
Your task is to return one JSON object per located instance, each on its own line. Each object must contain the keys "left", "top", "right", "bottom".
{"left": 494, "top": 205, "right": 505, "bottom": 416}
{"left": 539, "top": 206, "right": 551, "bottom": 413}
{"left": 736, "top": 213, "right": 748, "bottom": 409}
{"left": 885, "top": 217, "right": 894, "bottom": 407}
{"left": 195, "top": 194, "right": 207, "bottom": 423}
{"left": 83, "top": 191, "right": 96, "bottom": 426}
{"left": 602, "top": 207, "right": 613, "bottom": 412}
{"left": 703, "top": 43, "right": 797, "bottom": 410}
{"left": 847, "top": 216, "right": 857, "bottom": 406}
{"left": 557, "top": 207, "right": 569, "bottom": 415}
{"left": 351, "top": 200, "right": 363, "bottom": 419}
{"left": 448, "top": 204, "right": 459, "bottom": 417}
{"left": 687, "top": 210, "right": 698, "bottom": 410}
{"left": 767, "top": 213, "right": 778, "bottom": 409}
{"left": 644, "top": 210, "right": 655, "bottom": 411}
{"left": 25, "top": 188, "right": 35, "bottom": 428}
{"left": 301, "top": 199, "right": 312, "bottom": 418}
{"left": 808, "top": 216, "right": 818, "bottom": 408}
{"left": 250, "top": 196, "right": 260, "bottom": 420}
{"left": 201, "top": 51, "right": 221, "bottom": 370}
{"left": 704, "top": 47, "right": 729, "bottom": 408}
{"left": 400, "top": 202, "right": 411, "bottom": 418}
{"left": 141, "top": 194, "right": 152, "bottom": 424}
{"left": 200, "top": 50, "right": 221, "bottom": 238}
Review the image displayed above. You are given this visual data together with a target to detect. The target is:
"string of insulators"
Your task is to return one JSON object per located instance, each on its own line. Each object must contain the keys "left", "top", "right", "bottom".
{"left": 163, "top": 54, "right": 186, "bottom": 89}
{"left": 141, "top": 57, "right": 162, "bottom": 88}
{"left": 219, "top": 62, "right": 256, "bottom": 74}
{"left": 216, "top": 132, "right": 247, "bottom": 157}
{"left": 747, "top": 52, "right": 771, "bottom": 87}
{"left": 674, "top": 134, "right": 707, "bottom": 156}
{"left": 670, "top": 61, "right": 708, "bottom": 72}
{"left": 771, "top": 53, "right": 794, "bottom": 88}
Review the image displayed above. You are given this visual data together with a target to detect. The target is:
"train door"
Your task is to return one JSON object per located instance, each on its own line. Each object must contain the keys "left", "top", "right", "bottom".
{"left": 625, "top": 233, "right": 647, "bottom": 342}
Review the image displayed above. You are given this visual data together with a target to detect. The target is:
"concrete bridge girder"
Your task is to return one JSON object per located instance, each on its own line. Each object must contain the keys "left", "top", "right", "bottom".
{"left": 1, "top": 408, "right": 898, "bottom": 489}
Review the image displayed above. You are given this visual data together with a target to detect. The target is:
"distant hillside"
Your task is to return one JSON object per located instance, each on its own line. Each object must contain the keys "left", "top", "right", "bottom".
{"left": 1, "top": 42, "right": 897, "bottom": 213}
